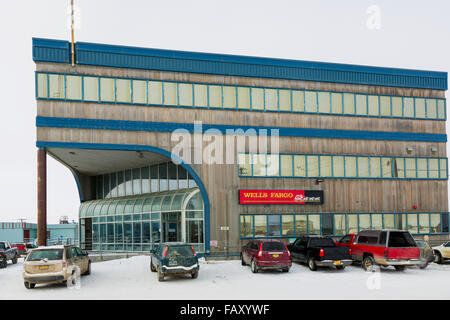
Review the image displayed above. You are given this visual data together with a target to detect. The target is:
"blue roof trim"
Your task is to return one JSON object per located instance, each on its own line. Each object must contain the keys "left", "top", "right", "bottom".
{"left": 36, "top": 116, "right": 447, "bottom": 143}
{"left": 32, "top": 38, "right": 70, "bottom": 64}
{"left": 32, "top": 38, "right": 448, "bottom": 90}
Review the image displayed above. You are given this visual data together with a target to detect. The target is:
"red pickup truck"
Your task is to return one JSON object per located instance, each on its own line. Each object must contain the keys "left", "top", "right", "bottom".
{"left": 335, "top": 230, "right": 421, "bottom": 271}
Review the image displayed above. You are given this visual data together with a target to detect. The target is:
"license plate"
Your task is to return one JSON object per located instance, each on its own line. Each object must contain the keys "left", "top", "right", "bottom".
{"left": 334, "top": 261, "right": 341, "bottom": 265}
{"left": 169, "top": 261, "right": 177, "bottom": 266}
{"left": 272, "top": 254, "right": 279, "bottom": 258}
{"left": 39, "top": 266, "right": 49, "bottom": 270}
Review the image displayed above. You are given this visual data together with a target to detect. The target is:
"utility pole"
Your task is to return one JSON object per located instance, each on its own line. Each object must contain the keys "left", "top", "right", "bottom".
{"left": 71, "top": 0, "right": 75, "bottom": 67}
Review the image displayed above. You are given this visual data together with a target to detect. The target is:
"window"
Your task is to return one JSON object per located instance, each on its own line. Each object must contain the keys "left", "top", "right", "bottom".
{"left": 380, "top": 96, "right": 391, "bottom": 116}
{"left": 179, "top": 83, "right": 193, "bottom": 106}
{"left": 252, "top": 154, "right": 266, "bottom": 176}
{"left": 267, "top": 215, "right": 281, "bottom": 236}
{"left": 280, "top": 155, "right": 293, "bottom": 176}
{"left": 343, "top": 93, "right": 355, "bottom": 115}
{"left": 305, "top": 91, "right": 318, "bottom": 113}
{"left": 254, "top": 216, "right": 267, "bottom": 237}
{"left": 333, "top": 156, "right": 344, "bottom": 177}
{"left": 437, "top": 100, "right": 446, "bottom": 119}
{"left": 307, "top": 156, "right": 319, "bottom": 177}
{"left": 279, "top": 89, "right": 291, "bottom": 111}
{"left": 382, "top": 157, "right": 393, "bottom": 178}
{"left": 84, "top": 77, "right": 98, "bottom": 101}
{"left": 238, "top": 154, "right": 251, "bottom": 176}
{"left": 419, "top": 214, "right": 430, "bottom": 234}
{"left": 345, "top": 157, "right": 357, "bottom": 177}
{"left": 440, "top": 159, "right": 447, "bottom": 179}
{"left": 116, "top": 79, "right": 131, "bottom": 103}
{"left": 359, "top": 214, "right": 370, "bottom": 230}
{"left": 209, "top": 85, "right": 222, "bottom": 108}
{"left": 295, "top": 215, "right": 307, "bottom": 234}
{"left": 371, "top": 214, "right": 382, "bottom": 229}
{"left": 282, "top": 215, "right": 295, "bottom": 236}
{"left": 100, "top": 78, "right": 115, "bottom": 102}
{"left": 379, "top": 231, "right": 387, "bottom": 245}
{"left": 294, "top": 155, "right": 306, "bottom": 177}
{"left": 322, "top": 214, "right": 334, "bottom": 235}
{"left": 318, "top": 92, "right": 330, "bottom": 113}
{"left": 237, "top": 87, "right": 250, "bottom": 109}
{"left": 194, "top": 84, "right": 207, "bottom": 107}
{"left": 430, "top": 214, "right": 441, "bottom": 233}
{"left": 355, "top": 94, "right": 367, "bottom": 115}
{"left": 320, "top": 156, "right": 332, "bottom": 177}
{"left": 148, "top": 81, "right": 162, "bottom": 104}
{"left": 370, "top": 157, "right": 381, "bottom": 178}
{"left": 251, "top": 88, "right": 264, "bottom": 110}
{"left": 308, "top": 215, "right": 320, "bottom": 235}
{"left": 339, "top": 235, "right": 352, "bottom": 244}
{"left": 265, "top": 89, "right": 278, "bottom": 111}
{"left": 163, "top": 82, "right": 177, "bottom": 105}
{"left": 266, "top": 154, "right": 279, "bottom": 176}
{"left": 407, "top": 214, "right": 418, "bottom": 234}
{"left": 292, "top": 90, "right": 304, "bottom": 112}
{"left": 358, "top": 157, "right": 369, "bottom": 178}
{"left": 391, "top": 96, "right": 402, "bottom": 117}
{"left": 417, "top": 158, "right": 428, "bottom": 178}
{"left": 132, "top": 80, "right": 147, "bottom": 104}
{"left": 334, "top": 214, "right": 346, "bottom": 235}
{"left": 428, "top": 159, "right": 439, "bottom": 179}
{"left": 426, "top": 99, "right": 437, "bottom": 119}
{"left": 331, "top": 93, "right": 343, "bottom": 114}
{"left": 37, "top": 73, "right": 48, "bottom": 98}
{"left": 404, "top": 97, "right": 414, "bottom": 117}
{"left": 405, "top": 158, "right": 416, "bottom": 178}
{"left": 395, "top": 158, "right": 405, "bottom": 178}
{"left": 49, "top": 74, "right": 64, "bottom": 99}
{"left": 66, "top": 75, "right": 82, "bottom": 100}
{"left": 223, "top": 86, "right": 236, "bottom": 108}
{"left": 368, "top": 95, "right": 379, "bottom": 116}
{"left": 415, "top": 98, "right": 426, "bottom": 118}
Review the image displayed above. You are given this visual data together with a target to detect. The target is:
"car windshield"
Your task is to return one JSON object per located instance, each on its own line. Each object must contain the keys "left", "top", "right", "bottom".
{"left": 262, "top": 242, "right": 286, "bottom": 251}
{"left": 388, "top": 232, "right": 417, "bottom": 247}
{"left": 26, "top": 244, "right": 36, "bottom": 248}
{"left": 0, "top": 243, "right": 5, "bottom": 250}
{"left": 27, "top": 249, "right": 64, "bottom": 261}
{"left": 415, "top": 241, "right": 426, "bottom": 248}
{"left": 309, "top": 238, "right": 335, "bottom": 247}
{"left": 166, "top": 246, "right": 194, "bottom": 257}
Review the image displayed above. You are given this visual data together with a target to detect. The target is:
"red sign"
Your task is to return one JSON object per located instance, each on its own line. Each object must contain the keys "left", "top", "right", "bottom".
{"left": 239, "top": 190, "right": 323, "bottom": 204}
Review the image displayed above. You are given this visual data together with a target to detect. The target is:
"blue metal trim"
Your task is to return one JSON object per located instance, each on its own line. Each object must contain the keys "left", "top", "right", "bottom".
{"left": 35, "top": 140, "right": 212, "bottom": 254}
{"left": 35, "top": 116, "right": 447, "bottom": 143}
{"left": 32, "top": 38, "right": 448, "bottom": 90}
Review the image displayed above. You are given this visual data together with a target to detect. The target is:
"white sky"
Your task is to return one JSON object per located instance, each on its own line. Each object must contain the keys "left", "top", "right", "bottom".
{"left": 0, "top": 0, "right": 448, "bottom": 223}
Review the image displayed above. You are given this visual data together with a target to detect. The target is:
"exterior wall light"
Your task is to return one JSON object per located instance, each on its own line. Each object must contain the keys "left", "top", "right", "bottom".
{"left": 406, "top": 146, "right": 414, "bottom": 153}
{"left": 315, "top": 179, "right": 324, "bottom": 185}
{"left": 430, "top": 146, "right": 438, "bottom": 153}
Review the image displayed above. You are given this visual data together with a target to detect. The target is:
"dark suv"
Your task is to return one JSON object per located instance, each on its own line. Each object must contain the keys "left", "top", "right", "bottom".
{"left": 150, "top": 243, "right": 199, "bottom": 281}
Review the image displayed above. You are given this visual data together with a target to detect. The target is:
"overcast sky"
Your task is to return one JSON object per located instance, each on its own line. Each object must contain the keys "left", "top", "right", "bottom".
{"left": 0, "top": 0, "right": 449, "bottom": 224}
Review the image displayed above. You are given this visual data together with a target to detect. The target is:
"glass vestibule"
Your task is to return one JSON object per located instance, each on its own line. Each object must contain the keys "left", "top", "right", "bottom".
{"left": 80, "top": 188, "right": 205, "bottom": 253}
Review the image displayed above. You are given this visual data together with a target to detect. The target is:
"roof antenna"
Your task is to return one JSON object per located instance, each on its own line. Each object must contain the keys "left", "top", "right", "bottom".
{"left": 70, "top": 0, "right": 75, "bottom": 67}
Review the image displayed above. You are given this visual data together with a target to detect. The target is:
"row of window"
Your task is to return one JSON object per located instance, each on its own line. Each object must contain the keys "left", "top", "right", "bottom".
{"left": 239, "top": 212, "right": 449, "bottom": 238}
{"left": 238, "top": 153, "right": 448, "bottom": 179}
{"left": 94, "top": 162, "right": 197, "bottom": 200}
{"left": 36, "top": 72, "right": 447, "bottom": 120}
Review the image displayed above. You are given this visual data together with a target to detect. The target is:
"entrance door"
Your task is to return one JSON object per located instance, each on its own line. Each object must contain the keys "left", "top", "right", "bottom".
{"left": 23, "top": 230, "right": 30, "bottom": 242}
{"left": 162, "top": 212, "right": 181, "bottom": 242}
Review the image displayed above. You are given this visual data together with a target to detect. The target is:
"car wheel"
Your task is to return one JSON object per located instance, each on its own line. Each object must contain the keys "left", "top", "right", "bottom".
{"left": 307, "top": 257, "right": 317, "bottom": 271}
{"left": 394, "top": 265, "right": 406, "bottom": 271}
{"left": 84, "top": 262, "right": 91, "bottom": 275}
{"left": 241, "top": 254, "right": 246, "bottom": 266}
{"left": 336, "top": 265, "right": 345, "bottom": 270}
{"left": 150, "top": 259, "right": 156, "bottom": 272}
{"left": 12, "top": 255, "right": 18, "bottom": 264}
{"left": 282, "top": 268, "right": 289, "bottom": 273}
{"left": 435, "top": 252, "right": 443, "bottom": 264}
{"left": 362, "top": 256, "right": 375, "bottom": 272}
{"left": 191, "top": 270, "right": 199, "bottom": 279}
{"left": 0, "top": 257, "right": 7, "bottom": 268}
{"left": 251, "top": 260, "right": 258, "bottom": 273}
{"left": 157, "top": 267, "right": 164, "bottom": 282}
{"left": 24, "top": 282, "right": 35, "bottom": 289}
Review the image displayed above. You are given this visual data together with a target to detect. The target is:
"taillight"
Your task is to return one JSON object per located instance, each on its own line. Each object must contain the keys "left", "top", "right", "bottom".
{"left": 191, "top": 246, "right": 196, "bottom": 256}
{"left": 349, "top": 248, "right": 352, "bottom": 256}
{"left": 62, "top": 261, "right": 67, "bottom": 268}
{"left": 319, "top": 248, "right": 324, "bottom": 257}
{"left": 257, "top": 243, "right": 263, "bottom": 258}
{"left": 283, "top": 243, "right": 291, "bottom": 258}
{"left": 163, "top": 246, "right": 168, "bottom": 257}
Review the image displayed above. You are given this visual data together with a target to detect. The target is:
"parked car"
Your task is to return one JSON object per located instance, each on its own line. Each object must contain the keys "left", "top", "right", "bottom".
{"left": 337, "top": 230, "right": 421, "bottom": 271}
{"left": 432, "top": 241, "right": 450, "bottom": 264}
{"left": 287, "top": 236, "right": 352, "bottom": 271}
{"left": 414, "top": 239, "right": 434, "bottom": 269}
{"left": 11, "top": 243, "right": 27, "bottom": 256}
{"left": 150, "top": 243, "right": 199, "bottom": 281}
{"left": 25, "top": 242, "right": 38, "bottom": 255}
{"left": 241, "top": 239, "right": 291, "bottom": 273}
{"left": 0, "top": 241, "right": 19, "bottom": 268}
{"left": 23, "top": 245, "right": 91, "bottom": 289}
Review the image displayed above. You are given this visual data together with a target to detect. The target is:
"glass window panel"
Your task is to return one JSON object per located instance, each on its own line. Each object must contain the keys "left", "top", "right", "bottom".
{"left": 238, "top": 153, "right": 251, "bottom": 176}
{"left": 159, "top": 163, "right": 168, "bottom": 191}
{"left": 355, "top": 94, "right": 367, "bottom": 115}
{"left": 252, "top": 154, "right": 266, "bottom": 176}
{"left": 419, "top": 214, "right": 430, "bottom": 234}
{"left": 395, "top": 158, "right": 405, "bottom": 178}
{"left": 186, "top": 193, "right": 203, "bottom": 211}
{"left": 237, "top": 87, "right": 250, "bottom": 109}
{"left": 329, "top": 92, "right": 343, "bottom": 115}
{"left": 320, "top": 156, "right": 332, "bottom": 177}
{"left": 396, "top": 214, "right": 407, "bottom": 230}
{"left": 151, "top": 196, "right": 162, "bottom": 212}
{"left": 428, "top": 159, "right": 439, "bottom": 179}
{"left": 254, "top": 216, "right": 267, "bottom": 237}
{"left": 142, "top": 222, "right": 151, "bottom": 244}
{"left": 240, "top": 215, "right": 253, "bottom": 237}
{"left": 430, "top": 214, "right": 441, "bottom": 233}
{"left": 151, "top": 221, "right": 161, "bottom": 243}
{"left": 96, "top": 176, "right": 103, "bottom": 199}
{"left": 66, "top": 75, "right": 82, "bottom": 100}
{"left": 404, "top": 97, "right": 414, "bottom": 117}
{"left": 334, "top": 215, "right": 346, "bottom": 235}
{"left": 266, "top": 154, "right": 279, "bottom": 176}
{"left": 84, "top": 76, "right": 98, "bottom": 101}
{"left": 178, "top": 166, "right": 188, "bottom": 189}
{"left": 133, "top": 222, "right": 141, "bottom": 244}
{"left": 415, "top": 98, "right": 426, "bottom": 118}
{"left": 391, "top": 96, "right": 402, "bottom": 117}
{"left": 358, "top": 157, "right": 370, "bottom": 177}
{"left": 382, "top": 157, "right": 393, "bottom": 178}
{"left": 125, "top": 169, "right": 133, "bottom": 196}
{"left": 209, "top": 85, "right": 222, "bottom": 108}
{"left": 359, "top": 214, "right": 370, "bottom": 230}
{"left": 281, "top": 215, "right": 295, "bottom": 236}
{"left": 307, "top": 155, "right": 319, "bottom": 177}
{"left": 322, "top": 214, "right": 334, "bottom": 235}
{"left": 417, "top": 158, "right": 428, "bottom": 178}
{"left": 308, "top": 215, "right": 320, "bottom": 235}
{"left": 380, "top": 96, "right": 391, "bottom": 116}
{"left": 115, "top": 223, "right": 123, "bottom": 243}
{"left": 292, "top": 90, "right": 304, "bottom": 112}
{"left": 333, "top": 156, "right": 344, "bottom": 177}
{"left": 318, "top": 92, "right": 330, "bottom": 113}
{"left": 223, "top": 86, "right": 236, "bottom": 108}
{"left": 407, "top": 214, "right": 418, "bottom": 234}
{"left": 251, "top": 87, "right": 264, "bottom": 110}
{"left": 383, "top": 214, "right": 395, "bottom": 229}
{"left": 268, "top": 215, "right": 281, "bottom": 236}
{"left": 370, "top": 157, "right": 381, "bottom": 178}
{"left": 194, "top": 84, "right": 208, "bottom": 107}
{"left": 49, "top": 74, "right": 65, "bottom": 99}
{"left": 132, "top": 80, "right": 147, "bottom": 104}
{"left": 100, "top": 78, "right": 115, "bottom": 102}
{"left": 132, "top": 168, "right": 141, "bottom": 195}
{"left": 345, "top": 156, "right": 357, "bottom": 177}
{"left": 426, "top": 99, "right": 437, "bottom": 119}
{"left": 371, "top": 214, "right": 382, "bottom": 230}
{"left": 437, "top": 99, "right": 445, "bottom": 119}
{"left": 293, "top": 155, "right": 306, "bottom": 177}
{"left": 116, "top": 171, "right": 125, "bottom": 197}
{"left": 265, "top": 89, "right": 278, "bottom": 111}
{"left": 442, "top": 214, "right": 449, "bottom": 233}
{"left": 103, "top": 174, "right": 110, "bottom": 199}
{"left": 440, "top": 159, "right": 447, "bottom": 179}
{"left": 116, "top": 79, "right": 131, "bottom": 103}
{"left": 295, "top": 215, "right": 307, "bottom": 235}
{"left": 405, "top": 158, "right": 416, "bottom": 178}
{"left": 279, "top": 89, "right": 291, "bottom": 111}
{"left": 150, "top": 165, "right": 159, "bottom": 192}
{"left": 168, "top": 162, "right": 178, "bottom": 190}
{"left": 305, "top": 91, "right": 317, "bottom": 113}
{"left": 37, "top": 73, "right": 48, "bottom": 98}
{"left": 148, "top": 81, "right": 162, "bottom": 104}
{"left": 179, "top": 83, "right": 193, "bottom": 106}
{"left": 141, "top": 167, "right": 150, "bottom": 194}
{"left": 347, "top": 215, "right": 358, "bottom": 233}
{"left": 343, "top": 93, "right": 355, "bottom": 115}
{"left": 368, "top": 95, "right": 379, "bottom": 116}
{"left": 280, "top": 155, "right": 293, "bottom": 176}
{"left": 142, "top": 197, "right": 152, "bottom": 213}
{"left": 163, "top": 82, "right": 177, "bottom": 105}
{"left": 107, "top": 224, "right": 114, "bottom": 243}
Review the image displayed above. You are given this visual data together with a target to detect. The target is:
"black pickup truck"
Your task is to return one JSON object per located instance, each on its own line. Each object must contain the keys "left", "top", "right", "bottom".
{"left": 287, "top": 236, "right": 352, "bottom": 271}
{"left": 0, "top": 241, "right": 19, "bottom": 268}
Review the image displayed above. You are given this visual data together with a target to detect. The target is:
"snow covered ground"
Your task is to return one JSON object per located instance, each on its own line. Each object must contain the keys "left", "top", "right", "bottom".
{"left": 1, "top": 256, "right": 450, "bottom": 300}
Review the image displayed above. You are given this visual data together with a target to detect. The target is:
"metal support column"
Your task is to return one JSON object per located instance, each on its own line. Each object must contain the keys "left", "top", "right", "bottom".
{"left": 37, "top": 148, "right": 47, "bottom": 246}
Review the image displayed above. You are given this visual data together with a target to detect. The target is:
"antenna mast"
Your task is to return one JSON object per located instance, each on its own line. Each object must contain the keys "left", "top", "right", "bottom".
{"left": 71, "top": 0, "right": 75, "bottom": 66}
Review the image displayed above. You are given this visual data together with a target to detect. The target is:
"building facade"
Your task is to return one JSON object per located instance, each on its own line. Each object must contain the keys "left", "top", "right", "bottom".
{"left": 33, "top": 38, "right": 449, "bottom": 256}
{"left": 0, "top": 222, "right": 78, "bottom": 245}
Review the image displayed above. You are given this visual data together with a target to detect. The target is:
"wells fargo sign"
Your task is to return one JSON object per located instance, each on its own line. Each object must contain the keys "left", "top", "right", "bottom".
{"left": 239, "top": 190, "right": 324, "bottom": 205}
